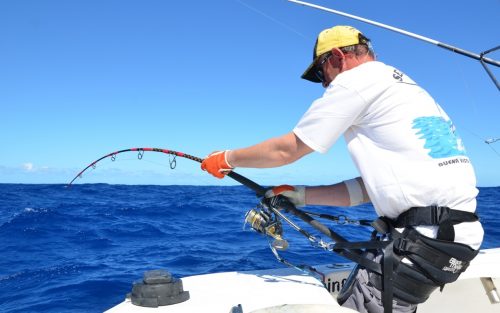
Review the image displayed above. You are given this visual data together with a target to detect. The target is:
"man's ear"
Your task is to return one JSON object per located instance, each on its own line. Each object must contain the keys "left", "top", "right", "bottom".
{"left": 329, "top": 48, "right": 344, "bottom": 68}
{"left": 331, "top": 48, "right": 344, "bottom": 60}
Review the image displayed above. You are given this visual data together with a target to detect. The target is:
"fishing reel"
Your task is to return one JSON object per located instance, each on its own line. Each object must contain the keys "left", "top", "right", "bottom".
{"left": 244, "top": 201, "right": 289, "bottom": 250}
{"left": 244, "top": 198, "right": 328, "bottom": 281}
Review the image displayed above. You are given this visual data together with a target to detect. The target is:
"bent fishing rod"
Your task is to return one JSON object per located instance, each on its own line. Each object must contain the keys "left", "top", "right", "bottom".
{"left": 68, "top": 147, "right": 353, "bottom": 245}
{"left": 68, "top": 148, "right": 264, "bottom": 193}
{"left": 288, "top": 0, "right": 500, "bottom": 91}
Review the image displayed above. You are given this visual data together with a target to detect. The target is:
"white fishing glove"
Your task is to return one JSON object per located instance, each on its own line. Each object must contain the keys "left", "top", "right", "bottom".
{"left": 265, "top": 185, "right": 306, "bottom": 207}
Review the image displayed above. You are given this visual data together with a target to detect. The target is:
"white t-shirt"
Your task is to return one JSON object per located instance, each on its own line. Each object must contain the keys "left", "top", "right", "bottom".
{"left": 293, "top": 61, "right": 483, "bottom": 249}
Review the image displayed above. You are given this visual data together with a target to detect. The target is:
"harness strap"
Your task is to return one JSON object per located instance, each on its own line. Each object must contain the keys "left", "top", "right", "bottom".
{"left": 382, "top": 241, "right": 395, "bottom": 313}
{"left": 394, "top": 230, "right": 455, "bottom": 271}
{"left": 332, "top": 239, "right": 395, "bottom": 313}
{"left": 332, "top": 240, "right": 386, "bottom": 275}
{"left": 392, "top": 206, "right": 478, "bottom": 241}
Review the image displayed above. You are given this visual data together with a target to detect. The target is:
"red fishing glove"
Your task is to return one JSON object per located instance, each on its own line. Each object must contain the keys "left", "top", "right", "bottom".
{"left": 265, "top": 185, "right": 306, "bottom": 207}
{"left": 201, "top": 150, "right": 234, "bottom": 179}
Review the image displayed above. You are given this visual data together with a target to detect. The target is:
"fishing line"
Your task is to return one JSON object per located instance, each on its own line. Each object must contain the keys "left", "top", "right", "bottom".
{"left": 463, "top": 127, "right": 500, "bottom": 159}
{"left": 485, "top": 138, "right": 500, "bottom": 158}
{"left": 453, "top": 53, "right": 499, "bottom": 148}
{"left": 235, "top": 0, "right": 307, "bottom": 39}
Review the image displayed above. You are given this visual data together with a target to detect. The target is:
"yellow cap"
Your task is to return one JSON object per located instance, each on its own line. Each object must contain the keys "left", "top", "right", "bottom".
{"left": 302, "top": 26, "right": 368, "bottom": 83}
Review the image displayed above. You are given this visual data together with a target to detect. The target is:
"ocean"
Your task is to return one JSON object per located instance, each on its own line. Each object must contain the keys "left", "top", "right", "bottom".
{"left": 0, "top": 184, "right": 498, "bottom": 312}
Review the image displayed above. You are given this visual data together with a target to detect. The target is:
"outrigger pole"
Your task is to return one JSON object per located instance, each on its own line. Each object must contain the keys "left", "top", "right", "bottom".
{"left": 288, "top": 0, "right": 500, "bottom": 90}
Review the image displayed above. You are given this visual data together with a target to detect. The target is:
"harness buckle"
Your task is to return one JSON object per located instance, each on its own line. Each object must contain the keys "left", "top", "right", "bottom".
{"left": 371, "top": 217, "right": 391, "bottom": 234}
{"left": 394, "top": 238, "right": 410, "bottom": 253}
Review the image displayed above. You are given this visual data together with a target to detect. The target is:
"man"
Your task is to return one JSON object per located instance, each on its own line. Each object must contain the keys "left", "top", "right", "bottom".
{"left": 201, "top": 26, "right": 483, "bottom": 313}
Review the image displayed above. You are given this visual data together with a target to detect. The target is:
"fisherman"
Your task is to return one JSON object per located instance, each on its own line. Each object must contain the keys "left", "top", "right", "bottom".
{"left": 201, "top": 25, "right": 483, "bottom": 313}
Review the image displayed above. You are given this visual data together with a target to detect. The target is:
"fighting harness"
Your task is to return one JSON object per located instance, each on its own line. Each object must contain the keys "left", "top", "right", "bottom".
{"left": 335, "top": 205, "right": 479, "bottom": 313}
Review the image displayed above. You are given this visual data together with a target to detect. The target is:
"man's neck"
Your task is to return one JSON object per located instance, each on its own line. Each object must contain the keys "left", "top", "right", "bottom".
{"left": 344, "top": 55, "right": 374, "bottom": 72}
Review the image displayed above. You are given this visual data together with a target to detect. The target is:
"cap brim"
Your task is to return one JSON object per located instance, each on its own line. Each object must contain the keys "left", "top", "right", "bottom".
{"left": 301, "top": 60, "right": 322, "bottom": 83}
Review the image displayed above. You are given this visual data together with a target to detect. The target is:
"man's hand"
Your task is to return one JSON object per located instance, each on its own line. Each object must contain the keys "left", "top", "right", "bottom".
{"left": 201, "top": 150, "right": 234, "bottom": 179}
{"left": 265, "top": 185, "right": 306, "bottom": 207}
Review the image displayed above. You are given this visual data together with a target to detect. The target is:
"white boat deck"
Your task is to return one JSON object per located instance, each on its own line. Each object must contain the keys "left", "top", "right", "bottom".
{"left": 107, "top": 267, "right": 353, "bottom": 312}
{"left": 106, "top": 248, "right": 500, "bottom": 313}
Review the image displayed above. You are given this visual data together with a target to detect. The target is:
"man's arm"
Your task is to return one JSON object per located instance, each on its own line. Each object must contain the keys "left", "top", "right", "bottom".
{"left": 227, "top": 131, "right": 313, "bottom": 168}
{"left": 267, "top": 177, "right": 370, "bottom": 207}
{"left": 305, "top": 177, "right": 370, "bottom": 207}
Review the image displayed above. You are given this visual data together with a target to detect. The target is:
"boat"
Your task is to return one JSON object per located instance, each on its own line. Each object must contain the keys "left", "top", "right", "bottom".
{"left": 106, "top": 248, "right": 500, "bottom": 312}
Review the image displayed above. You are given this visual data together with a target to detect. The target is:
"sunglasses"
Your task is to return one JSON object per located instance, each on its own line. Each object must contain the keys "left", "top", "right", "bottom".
{"left": 314, "top": 52, "right": 332, "bottom": 82}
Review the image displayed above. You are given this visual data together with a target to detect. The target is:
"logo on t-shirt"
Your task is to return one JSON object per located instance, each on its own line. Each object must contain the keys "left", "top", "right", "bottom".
{"left": 393, "top": 69, "right": 404, "bottom": 81}
{"left": 412, "top": 116, "right": 467, "bottom": 159}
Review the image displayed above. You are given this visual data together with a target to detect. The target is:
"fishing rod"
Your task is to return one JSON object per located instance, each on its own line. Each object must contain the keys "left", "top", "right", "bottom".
{"left": 288, "top": 0, "right": 500, "bottom": 90}
{"left": 68, "top": 147, "right": 351, "bottom": 244}
{"left": 69, "top": 147, "right": 381, "bottom": 285}
{"left": 68, "top": 148, "right": 263, "bottom": 194}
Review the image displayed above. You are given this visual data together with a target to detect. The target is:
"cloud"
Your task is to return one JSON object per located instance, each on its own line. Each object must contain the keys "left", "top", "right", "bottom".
{"left": 21, "top": 163, "right": 51, "bottom": 172}
{"left": 23, "top": 163, "right": 34, "bottom": 172}
{"left": 0, "top": 164, "right": 75, "bottom": 184}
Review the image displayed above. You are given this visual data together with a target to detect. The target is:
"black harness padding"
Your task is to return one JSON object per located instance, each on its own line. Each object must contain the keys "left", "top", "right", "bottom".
{"left": 392, "top": 227, "right": 478, "bottom": 285}
{"left": 334, "top": 206, "right": 480, "bottom": 313}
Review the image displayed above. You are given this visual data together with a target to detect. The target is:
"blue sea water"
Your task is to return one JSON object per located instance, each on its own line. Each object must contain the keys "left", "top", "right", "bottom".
{"left": 0, "top": 184, "right": 498, "bottom": 313}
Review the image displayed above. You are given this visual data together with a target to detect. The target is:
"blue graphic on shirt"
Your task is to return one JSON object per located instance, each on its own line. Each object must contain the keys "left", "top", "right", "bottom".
{"left": 412, "top": 116, "right": 467, "bottom": 158}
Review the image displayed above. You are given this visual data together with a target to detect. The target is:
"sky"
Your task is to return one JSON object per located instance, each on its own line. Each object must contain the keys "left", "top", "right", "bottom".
{"left": 1, "top": 0, "right": 499, "bottom": 187}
